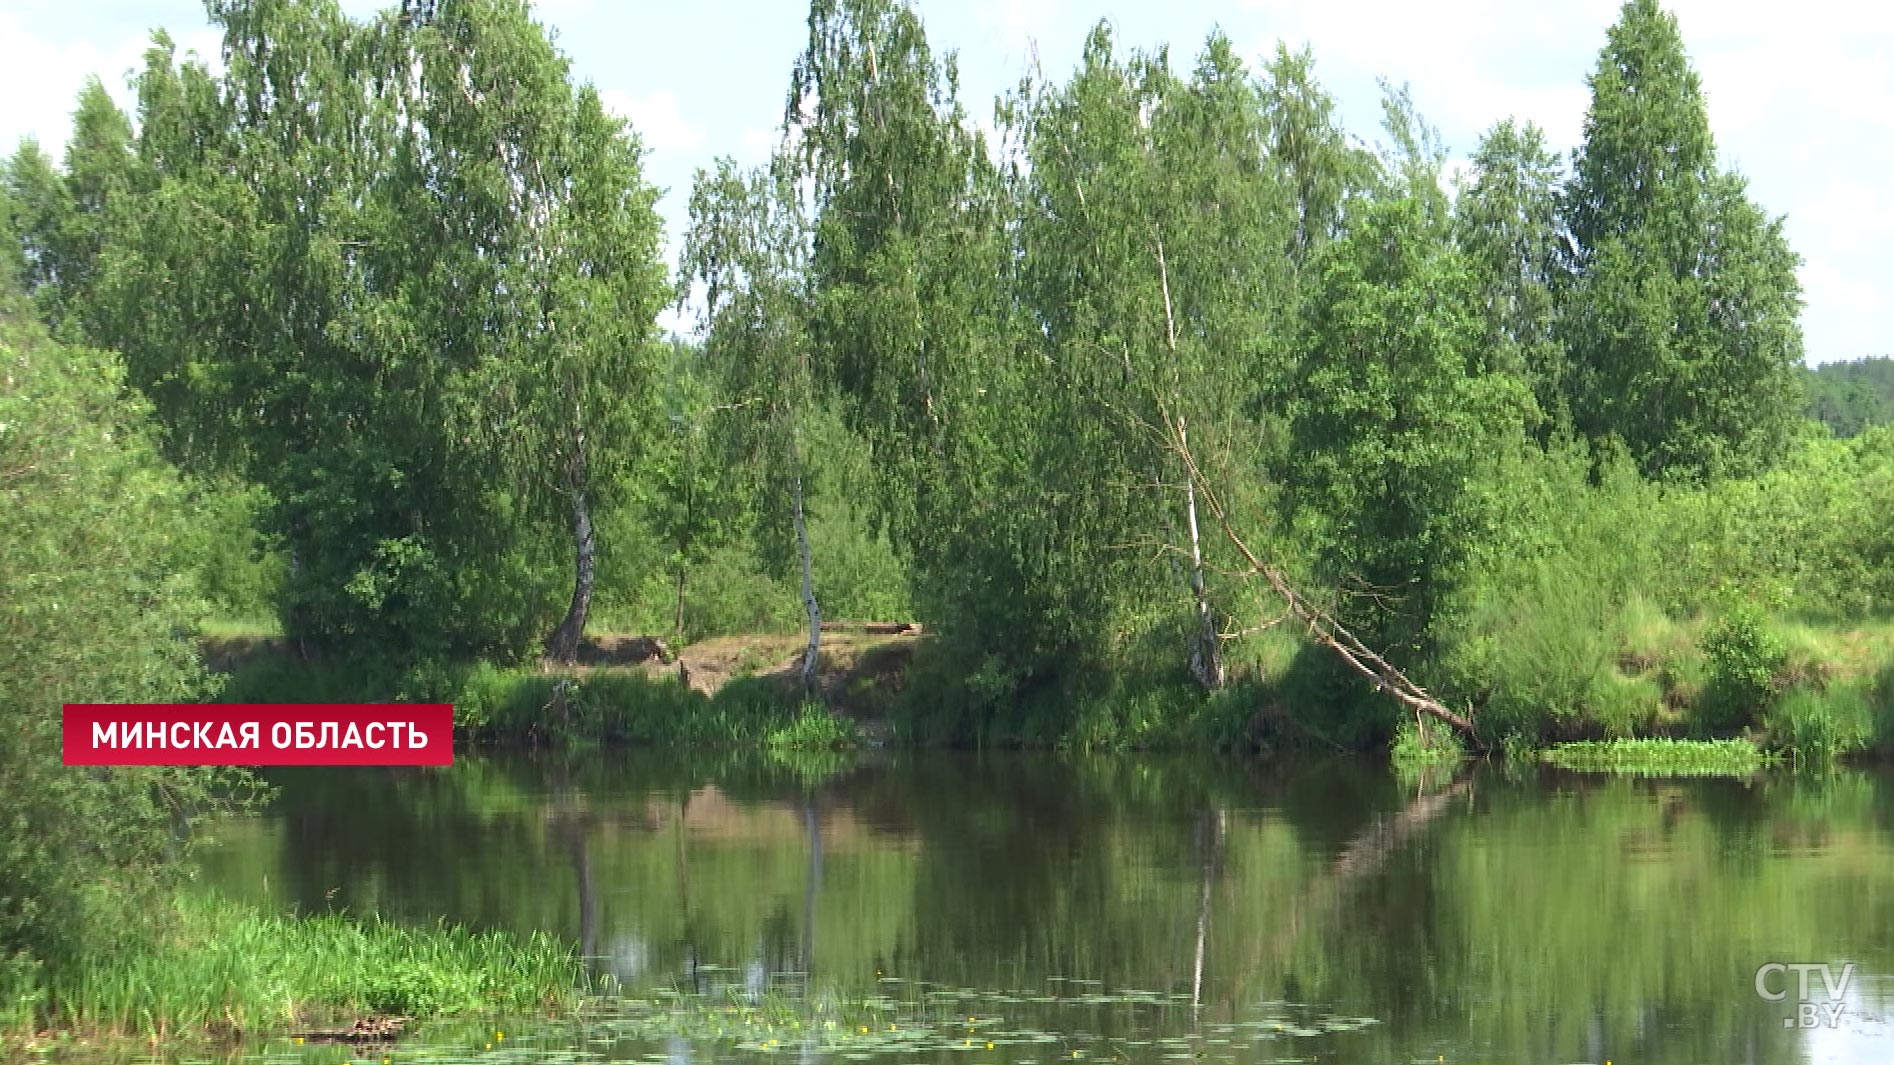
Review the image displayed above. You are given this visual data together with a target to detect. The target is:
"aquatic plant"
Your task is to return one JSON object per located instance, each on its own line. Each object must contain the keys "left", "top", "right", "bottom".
{"left": 1539, "top": 738, "right": 1774, "bottom": 777}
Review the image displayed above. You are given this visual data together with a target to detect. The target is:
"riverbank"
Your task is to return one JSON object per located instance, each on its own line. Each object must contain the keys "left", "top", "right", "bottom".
{"left": 202, "top": 611, "right": 1894, "bottom": 762}
{"left": 1, "top": 894, "right": 581, "bottom": 1056}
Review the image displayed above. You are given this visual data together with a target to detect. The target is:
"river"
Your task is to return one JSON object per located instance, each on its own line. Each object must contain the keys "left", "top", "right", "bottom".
{"left": 197, "top": 751, "right": 1894, "bottom": 1064}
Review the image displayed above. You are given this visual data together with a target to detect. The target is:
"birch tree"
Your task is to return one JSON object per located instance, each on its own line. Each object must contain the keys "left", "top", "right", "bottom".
{"left": 388, "top": 0, "right": 668, "bottom": 661}
{"left": 682, "top": 160, "right": 825, "bottom": 690}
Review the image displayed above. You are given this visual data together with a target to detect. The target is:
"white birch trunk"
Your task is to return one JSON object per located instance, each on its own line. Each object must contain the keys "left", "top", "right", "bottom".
{"left": 792, "top": 450, "right": 822, "bottom": 693}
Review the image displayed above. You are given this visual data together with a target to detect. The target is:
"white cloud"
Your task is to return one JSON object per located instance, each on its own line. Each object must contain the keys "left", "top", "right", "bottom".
{"left": 737, "top": 125, "right": 781, "bottom": 162}
{"left": 599, "top": 89, "right": 705, "bottom": 156}
{"left": 0, "top": 9, "right": 222, "bottom": 159}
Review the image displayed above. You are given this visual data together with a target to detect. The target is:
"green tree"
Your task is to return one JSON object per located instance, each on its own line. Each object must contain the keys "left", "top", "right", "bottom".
{"left": 1805, "top": 356, "right": 1894, "bottom": 438}
{"left": 1287, "top": 193, "right": 1534, "bottom": 660}
{"left": 381, "top": 0, "right": 669, "bottom": 661}
{"left": 1558, "top": 0, "right": 1804, "bottom": 478}
{"left": 645, "top": 339, "right": 753, "bottom": 639}
{"left": 1454, "top": 119, "right": 1564, "bottom": 425}
{"left": 0, "top": 266, "right": 243, "bottom": 1013}
{"left": 40, "top": 1, "right": 666, "bottom": 663}
{"left": 1256, "top": 45, "right": 1376, "bottom": 269}
{"left": 682, "top": 159, "right": 827, "bottom": 689}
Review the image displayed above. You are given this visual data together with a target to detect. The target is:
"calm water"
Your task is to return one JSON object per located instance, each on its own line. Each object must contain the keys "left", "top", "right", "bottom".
{"left": 198, "top": 752, "right": 1894, "bottom": 1065}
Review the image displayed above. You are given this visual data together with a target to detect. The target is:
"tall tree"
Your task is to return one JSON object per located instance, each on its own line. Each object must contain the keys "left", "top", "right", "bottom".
{"left": 682, "top": 159, "right": 826, "bottom": 690}
{"left": 43, "top": 0, "right": 667, "bottom": 661}
{"left": 782, "top": 0, "right": 1040, "bottom": 691}
{"left": 644, "top": 339, "right": 753, "bottom": 639}
{"left": 1256, "top": 45, "right": 1375, "bottom": 270}
{"left": 785, "top": 0, "right": 1005, "bottom": 569}
{"left": 1454, "top": 119, "right": 1564, "bottom": 425}
{"left": 1558, "top": 0, "right": 1803, "bottom": 478}
{"left": 982, "top": 27, "right": 1298, "bottom": 689}
{"left": 388, "top": 0, "right": 668, "bottom": 661}
{"left": 0, "top": 262, "right": 243, "bottom": 991}
{"left": 1288, "top": 191, "right": 1534, "bottom": 659}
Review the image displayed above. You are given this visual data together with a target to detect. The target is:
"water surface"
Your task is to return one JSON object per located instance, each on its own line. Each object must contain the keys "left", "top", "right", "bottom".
{"left": 198, "top": 752, "right": 1894, "bottom": 1064}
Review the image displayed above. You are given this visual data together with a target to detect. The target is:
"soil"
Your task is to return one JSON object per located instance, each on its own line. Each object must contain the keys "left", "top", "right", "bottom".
{"left": 200, "top": 623, "right": 928, "bottom": 728}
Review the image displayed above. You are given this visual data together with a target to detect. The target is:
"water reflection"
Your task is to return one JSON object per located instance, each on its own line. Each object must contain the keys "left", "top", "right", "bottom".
{"left": 199, "top": 753, "right": 1894, "bottom": 1064}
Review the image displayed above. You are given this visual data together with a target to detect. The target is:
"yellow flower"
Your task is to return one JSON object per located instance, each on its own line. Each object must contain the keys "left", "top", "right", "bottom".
{"left": 986, "top": 1043, "right": 995, "bottom": 1050}
{"left": 293, "top": 1038, "right": 304, "bottom": 1046}
{"left": 496, "top": 1032, "right": 504, "bottom": 1041}
{"left": 859, "top": 1026, "right": 869, "bottom": 1034}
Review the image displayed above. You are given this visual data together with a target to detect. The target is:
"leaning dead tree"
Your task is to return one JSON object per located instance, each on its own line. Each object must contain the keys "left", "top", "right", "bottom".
{"left": 1157, "top": 410, "right": 1480, "bottom": 743}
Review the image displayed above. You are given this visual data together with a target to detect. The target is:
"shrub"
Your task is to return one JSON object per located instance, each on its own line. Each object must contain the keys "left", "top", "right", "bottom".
{"left": 1695, "top": 604, "right": 1786, "bottom": 733}
{"left": 765, "top": 703, "right": 859, "bottom": 749}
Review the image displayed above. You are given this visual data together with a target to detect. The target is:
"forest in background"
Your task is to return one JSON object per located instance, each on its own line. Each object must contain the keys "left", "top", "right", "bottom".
{"left": 1807, "top": 356, "right": 1894, "bottom": 438}
{"left": 6, "top": 0, "right": 1894, "bottom": 1026}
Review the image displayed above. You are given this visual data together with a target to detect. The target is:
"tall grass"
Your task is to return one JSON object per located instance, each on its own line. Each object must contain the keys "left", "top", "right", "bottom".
{"left": 26, "top": 894, "right": 582, "bottom": 1042}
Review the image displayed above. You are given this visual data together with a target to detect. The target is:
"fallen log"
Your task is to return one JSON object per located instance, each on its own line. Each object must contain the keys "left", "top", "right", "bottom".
{"left": 817, "top": 621, "right": 922, "bottom": 635}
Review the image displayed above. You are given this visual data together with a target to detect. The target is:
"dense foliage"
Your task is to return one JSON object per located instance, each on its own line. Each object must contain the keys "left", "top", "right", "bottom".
{"left": 0, "top": 258, "right": 251, "bottom": 1023}
{"left": 8, "top": 2, "right": 670, "bottom": 663}
{"left": 5, "top": 0, "right": 1885, "bottom": 735}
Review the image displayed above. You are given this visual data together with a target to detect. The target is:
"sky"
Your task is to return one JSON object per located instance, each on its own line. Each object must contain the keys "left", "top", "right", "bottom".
{"left": 2, "top": 0, "right": 1888, "bottom": 365}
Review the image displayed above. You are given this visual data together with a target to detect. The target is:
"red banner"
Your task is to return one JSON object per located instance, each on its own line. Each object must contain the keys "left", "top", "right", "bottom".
{"left": 62, "top": 704, "right": 454, "bottom": 766}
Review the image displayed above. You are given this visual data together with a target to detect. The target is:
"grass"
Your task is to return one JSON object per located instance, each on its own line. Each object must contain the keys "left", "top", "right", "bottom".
{"left": 765, "top": 702, "right": 860, "bottom": 749}
{"left": 9, "top": 893, "right": 583, "bottom": 1048}
{"left": 1389, "top": 717, "right": 1466, "bottom": 778}
{"left": 197, "top": 615, "right": 283, "bottom": 639}
{"left": 1539, "top": 738, "right": 1776, "bottom": 777}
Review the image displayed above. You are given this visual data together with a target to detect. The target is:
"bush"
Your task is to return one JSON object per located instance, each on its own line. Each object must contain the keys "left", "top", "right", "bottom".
{"left": 1695, "top": 604, "right": 1786, "bottom": 733}
{"left": 1876, "top": 662, "right": 1894, "bottom": 751}
{"left": 1539, "top": 738, "right": 1772, "bottom": 777}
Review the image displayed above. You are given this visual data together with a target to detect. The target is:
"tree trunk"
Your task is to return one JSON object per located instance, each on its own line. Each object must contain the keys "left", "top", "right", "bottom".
{"left": 1155, "top": 241, "right": 1224, "bottom": 691}
{"left": 673, "top": 565, "right": 688, "bottom": 641}
{"left": 546, "top": 445, "right": 594, "bottom": 663}
{"left": 1180, "top": 417, "right": 1225, "bottom": 691}
{"left": 792, "top": 457, "right": 822, "bottom": 694}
